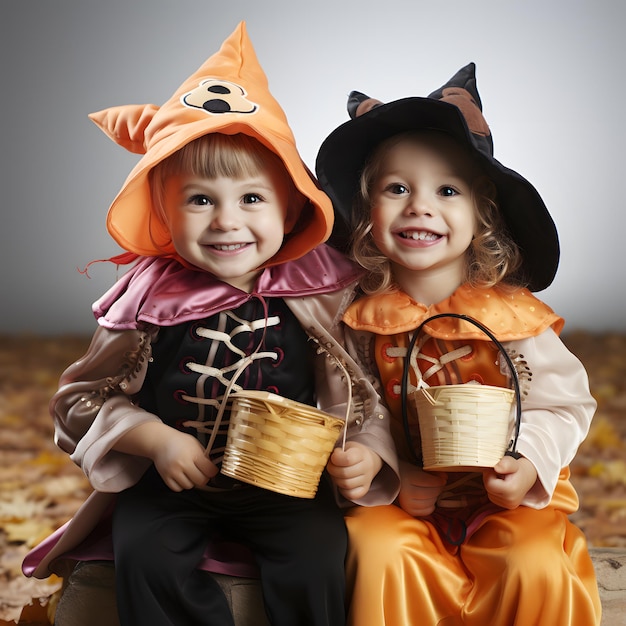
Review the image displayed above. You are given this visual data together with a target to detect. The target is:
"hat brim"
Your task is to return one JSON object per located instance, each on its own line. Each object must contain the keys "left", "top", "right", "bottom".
{"left": 315, "top": 97, "right": 559, "bottom": 292}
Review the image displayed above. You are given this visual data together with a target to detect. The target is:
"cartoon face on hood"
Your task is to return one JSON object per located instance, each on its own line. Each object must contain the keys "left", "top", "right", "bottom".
{"left": 89, "top": 21, "right": 333, "bottom": 267}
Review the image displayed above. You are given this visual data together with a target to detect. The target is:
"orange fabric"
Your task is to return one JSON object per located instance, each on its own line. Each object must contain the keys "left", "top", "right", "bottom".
{"left": 345, "top": 493, "right": 601, "bottom": 626}
{"left": 345, "top": 285, "right": 562, "bottom": 463}
{"left": 343, "top": 283, "right": 564, "bottom": 340}
{"left": 343, "top": 284, "right": 600, "bottom": 623}
{"left": 89, "top": 22, "right": 333, "bottom": 265}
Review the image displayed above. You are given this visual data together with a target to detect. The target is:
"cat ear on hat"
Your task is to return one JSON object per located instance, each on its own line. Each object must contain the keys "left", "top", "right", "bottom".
{"left": 427, "top": 63, "right": 483, "bottom": 110}
{"left": 428, "top": 62, "right": 493, "bottom": 153}
{"left": 347, "top": 90, "right": 384, "bottom": 119}
{"left": 89, "top": 104, "right": 160, "bottom": 155}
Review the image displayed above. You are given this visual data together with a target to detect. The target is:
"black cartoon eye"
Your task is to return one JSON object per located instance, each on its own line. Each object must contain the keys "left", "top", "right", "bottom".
{"left": 206, "top": 85, "right": 231, "bottom": 95}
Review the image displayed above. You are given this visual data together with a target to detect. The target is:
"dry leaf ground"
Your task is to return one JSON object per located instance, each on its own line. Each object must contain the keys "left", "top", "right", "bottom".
{"left": 0, "top": 336, "right": 92, "bottom": 624}
{"left": 0, "top": 332, "right": 624, "bottom": 623}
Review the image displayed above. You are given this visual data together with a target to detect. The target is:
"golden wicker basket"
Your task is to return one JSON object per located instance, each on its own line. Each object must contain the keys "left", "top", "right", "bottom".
{"left": 221, "top": 390, "right": 344, "bottom": 498}
{"left": 414, "top": 383, "right": 515, "bottom": 471}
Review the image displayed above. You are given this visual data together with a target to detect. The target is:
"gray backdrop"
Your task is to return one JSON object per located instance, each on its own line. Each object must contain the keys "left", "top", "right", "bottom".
{"left": 2, "top": 0, "right": 624, "bottom": 334}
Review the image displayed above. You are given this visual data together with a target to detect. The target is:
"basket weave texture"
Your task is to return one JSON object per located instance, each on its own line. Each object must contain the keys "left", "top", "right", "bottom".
{"left": 414, "top": 384, "right": 515, "bottom": 471}
{"left": 221, "top": 390, "right": 344, "bottom": 498}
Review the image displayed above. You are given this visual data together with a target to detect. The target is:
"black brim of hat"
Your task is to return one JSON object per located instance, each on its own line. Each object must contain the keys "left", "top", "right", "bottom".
{"left": 315, "top": 97, "right": 559, "bottom": 292}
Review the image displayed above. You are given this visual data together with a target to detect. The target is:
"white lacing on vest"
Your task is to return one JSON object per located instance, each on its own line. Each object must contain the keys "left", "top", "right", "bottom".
{"left": 387, "top": 334, "right": 473, "bottom": 396}
{"left": 180, "top": 308, "right": 279, "bottom": 455}
{"left": 387, "top": 336, "right": 531, "bottom": 398}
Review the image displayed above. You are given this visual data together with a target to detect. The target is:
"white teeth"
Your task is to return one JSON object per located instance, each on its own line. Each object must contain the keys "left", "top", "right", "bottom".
{"left": 213, "top": 243, "right": 246, "bottom": 251}
{"left": 403, "top": 231, "right": 439, "bottom": 241}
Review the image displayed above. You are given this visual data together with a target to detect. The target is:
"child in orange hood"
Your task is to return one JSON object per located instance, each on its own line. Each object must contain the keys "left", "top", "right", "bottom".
{"left": 23, "top": 23, "right": 400, "bottom": 626}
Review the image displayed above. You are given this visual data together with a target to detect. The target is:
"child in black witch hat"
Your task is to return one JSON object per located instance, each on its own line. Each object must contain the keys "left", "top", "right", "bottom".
{"left": 316, "top": 63, "right": 601, "bottom": 625}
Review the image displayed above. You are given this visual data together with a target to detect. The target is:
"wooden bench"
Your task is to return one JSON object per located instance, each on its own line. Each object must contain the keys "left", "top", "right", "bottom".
{"left": 53, "top": 561, "right": 268, "bottom": 626}
{"left": 592, "top": 548, "right": 626, "bottom": 625}
{"left": 50, "top": 547, "right": 625, "bottom": 626}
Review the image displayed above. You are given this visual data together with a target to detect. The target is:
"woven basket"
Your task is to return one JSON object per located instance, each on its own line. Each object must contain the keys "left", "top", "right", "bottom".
{"left": 221, "top": 390, "right": 344, "bottom": 498}
{"left": 414, "top": 383, "right": 515, "bottom": 471}
{"left": 402, "top": 313, "right": 522, "bottom": 471}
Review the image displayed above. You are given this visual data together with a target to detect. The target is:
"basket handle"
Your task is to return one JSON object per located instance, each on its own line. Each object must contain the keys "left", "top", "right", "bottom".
{"left": 400, "top": 313, "right": 522, "bottom": 465}
{"left": 204, "top": 354, "right": 255, "bottom": 457}
{"left": 205, "top": 336, "right": 352, "bottom": 458}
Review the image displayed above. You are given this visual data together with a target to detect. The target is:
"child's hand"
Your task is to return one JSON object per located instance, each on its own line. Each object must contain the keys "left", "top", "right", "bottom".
{"left": 152, "top": 430, "right": 218, "bottom": 492}
{"left": 397, "top": 460, "right": 447, "bottom": 517}
{"left": 483, "top": 455, "right": 538, "bottom": 509}
{"left": 114, "top": 421, "right": 218, "bottom": 492}
{"left": 326, "top": 442, "right": 383, "bottom": 501}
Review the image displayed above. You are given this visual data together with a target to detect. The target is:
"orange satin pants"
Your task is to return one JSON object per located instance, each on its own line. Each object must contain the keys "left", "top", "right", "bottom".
{"left": 345, "top": 496, "right": 601, "bottom": 625}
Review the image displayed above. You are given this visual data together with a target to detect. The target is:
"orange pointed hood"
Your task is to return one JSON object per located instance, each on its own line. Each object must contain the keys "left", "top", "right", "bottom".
{"left": 89, "top": 21, "right": 333, "bottom": 266}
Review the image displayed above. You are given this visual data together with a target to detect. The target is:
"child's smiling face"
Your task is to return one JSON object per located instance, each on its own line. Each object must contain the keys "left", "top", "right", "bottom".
{"left": 369, "top": 132, "right": 479, "bottom": 301}
{"left": 163, "top": 163, "right": 289, "bottom": 292}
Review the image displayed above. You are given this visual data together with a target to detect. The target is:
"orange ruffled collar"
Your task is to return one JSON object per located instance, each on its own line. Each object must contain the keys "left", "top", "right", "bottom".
{"left": 343, "top": 284, "right": 563, "bottom": 341}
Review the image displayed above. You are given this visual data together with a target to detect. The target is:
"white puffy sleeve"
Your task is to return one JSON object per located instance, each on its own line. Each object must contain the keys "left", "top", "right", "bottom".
{"left": 508, "top": 328, "right": 596, "bottom": 508}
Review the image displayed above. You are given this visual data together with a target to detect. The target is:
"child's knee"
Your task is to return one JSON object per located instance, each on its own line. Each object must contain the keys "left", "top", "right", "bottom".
{"left": 346, "top": 505, "right": 432, "bottom": 568}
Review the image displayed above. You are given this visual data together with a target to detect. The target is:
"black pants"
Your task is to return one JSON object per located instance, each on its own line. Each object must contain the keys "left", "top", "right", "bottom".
{"left": 112, "top": 468, "right": 347, "bottom": 626}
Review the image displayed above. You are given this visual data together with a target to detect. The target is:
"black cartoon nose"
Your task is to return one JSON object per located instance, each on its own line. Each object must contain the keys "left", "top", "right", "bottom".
{"left": 203, "top": 99, "right": 231, "bottom": 113}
